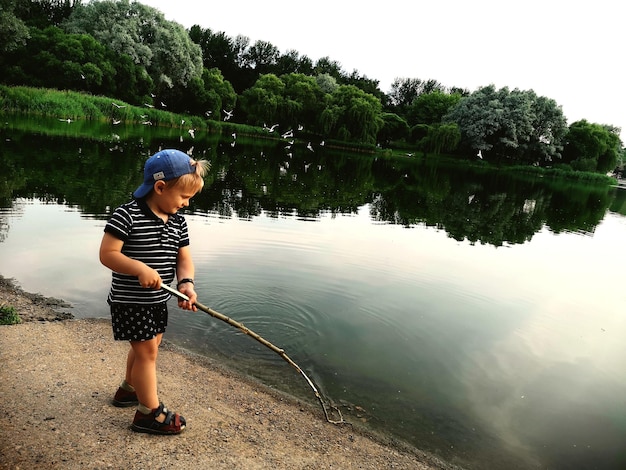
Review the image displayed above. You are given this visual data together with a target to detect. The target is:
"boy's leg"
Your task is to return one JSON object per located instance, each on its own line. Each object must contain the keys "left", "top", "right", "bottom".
{"left": 130, "top": 335, "right": 161, "bottom": 410}
{"left": 125, "top": 330, "right": 162, "bottom": 387}
{"left": 124, "top": 346, "right": 135, "bottom": 387}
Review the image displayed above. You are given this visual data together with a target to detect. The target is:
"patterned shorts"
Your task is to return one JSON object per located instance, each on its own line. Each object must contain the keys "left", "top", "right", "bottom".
{"left": 110, "top": 302, "right": 168, "bottom": 341}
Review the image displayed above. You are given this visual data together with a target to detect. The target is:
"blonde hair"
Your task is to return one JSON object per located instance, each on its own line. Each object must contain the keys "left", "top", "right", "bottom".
{"left": 165, "top": 159, "right": 210, "bottom": 193}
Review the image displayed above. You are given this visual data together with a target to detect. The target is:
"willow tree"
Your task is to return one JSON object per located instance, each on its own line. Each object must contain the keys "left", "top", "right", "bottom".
{"left": 319, "top": 85, "right": 384, "bottom": 144}
{"left": 563, "top": 120, "right": 623, "bottom": 173}
{"left": 239, "top": 73, "right": 285, "bottom": 125}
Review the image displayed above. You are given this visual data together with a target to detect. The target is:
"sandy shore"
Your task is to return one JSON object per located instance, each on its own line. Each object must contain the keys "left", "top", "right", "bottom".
{"left": 0, "top": 276, "right": 456, "bottom": 469}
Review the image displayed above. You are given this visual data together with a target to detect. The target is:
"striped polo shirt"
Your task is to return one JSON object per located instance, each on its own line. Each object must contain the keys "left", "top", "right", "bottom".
{"left": 104, "top": 198, "right": 190, "bottom": 305}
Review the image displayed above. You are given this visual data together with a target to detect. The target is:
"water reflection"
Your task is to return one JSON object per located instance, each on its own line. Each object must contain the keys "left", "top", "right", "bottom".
{"left": 0, "top": 121, "right": 616, "bottom": 244}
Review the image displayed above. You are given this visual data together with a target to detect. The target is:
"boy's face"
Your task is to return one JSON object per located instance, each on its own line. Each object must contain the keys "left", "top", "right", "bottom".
{"left": 151, "top": 181, "right": 197, "bottom": 215}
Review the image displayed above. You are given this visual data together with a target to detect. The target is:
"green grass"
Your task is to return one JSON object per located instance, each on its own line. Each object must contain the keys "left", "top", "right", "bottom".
{"left": 0, "top": 305, "right": 21, "bottom": 325}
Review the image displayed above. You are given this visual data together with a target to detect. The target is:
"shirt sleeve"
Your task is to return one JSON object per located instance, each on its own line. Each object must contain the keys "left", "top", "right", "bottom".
{"left": 104, "top": 205, "right": 132, "bottom": 241}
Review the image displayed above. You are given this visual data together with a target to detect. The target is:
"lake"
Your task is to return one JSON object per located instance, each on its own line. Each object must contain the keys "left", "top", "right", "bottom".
{"left": 1, "top": 117, "right": 625, "bottom": 469}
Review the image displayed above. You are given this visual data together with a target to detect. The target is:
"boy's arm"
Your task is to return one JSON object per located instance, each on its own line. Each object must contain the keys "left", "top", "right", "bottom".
{"left": 99, "top": 232, "right": 161, "bottom": 288}
{"left": 176, "top": 245, "right": 198, "bottom": 311}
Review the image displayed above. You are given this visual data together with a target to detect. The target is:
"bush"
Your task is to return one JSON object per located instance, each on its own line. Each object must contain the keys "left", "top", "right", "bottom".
{"left": 0, "top": 305, "right": 21, "bottom": 325}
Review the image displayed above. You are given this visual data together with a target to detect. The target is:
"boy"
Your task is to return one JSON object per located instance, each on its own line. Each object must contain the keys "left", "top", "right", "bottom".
{"left": 100, "top": 149, "right": 209, "bottom": 435}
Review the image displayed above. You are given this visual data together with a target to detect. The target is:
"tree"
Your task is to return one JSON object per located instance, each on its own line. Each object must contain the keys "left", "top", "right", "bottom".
{"left": 240, "top": 73, "right": 286, "bottom": 125}
{"left": 0, "top": 9, "right": 30, "bottom": 53}
{"left": 343, "top": 70, "right": 384, "bottom": 102}
{"left": 407, "top": 91, "right": 462, "bottom": 126}
{"left": 418, "top": 123, "right": 461, "bottom": 155}
{"left": 275, "top": 49, "right": 314, "bottom": 76}
{"left": 314, "top": 56, "right": 343, "bottom": 79}
{"left": 388, "top": 77, "right": 423, "bottom": 109}
{"left": 319, "top": 85, "right": 384, "bottom": 144}
{"left": 280, "top": 73, "right": 326, "bottom": 130}
{"left": 562, "top": 120, "right": 623, "bottom": 173}
{"left": 11, "top": 0, "right": 80, "bottom": 28}
{"left": 377, "top": 113, "right": 409, "bottom": 145}
{"left": 315, "top": 73, "right": 338, "bottom": 94}
{"left": 63, "top": 0, "right": 202, "bottom": 96}
{"left": 444, "top": 84, "right": 567, "bottom": 165}
{"left": 1, "top": 25, "right": 151, "bottom": 103}
{"left": 242, "top": 40, "right": 280, "bottom": 74}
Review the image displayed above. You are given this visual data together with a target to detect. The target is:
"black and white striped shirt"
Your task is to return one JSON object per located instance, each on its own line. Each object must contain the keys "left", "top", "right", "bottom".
{"left": 104, "top": 199, "right": 189, "bottom": 305}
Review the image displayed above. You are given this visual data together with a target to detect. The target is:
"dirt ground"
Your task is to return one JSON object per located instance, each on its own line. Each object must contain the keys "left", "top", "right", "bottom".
{"left": 0, "top": 275, "right": 458, "bottom": 470}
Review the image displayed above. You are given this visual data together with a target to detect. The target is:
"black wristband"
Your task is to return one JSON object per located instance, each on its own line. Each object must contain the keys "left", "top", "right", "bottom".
{"left": 177, "top": 278, "right": 194, "bottom": 289}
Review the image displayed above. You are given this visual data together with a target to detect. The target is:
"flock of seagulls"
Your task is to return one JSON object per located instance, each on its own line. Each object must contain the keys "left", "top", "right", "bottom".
{"left": 69, "top": 103, "right": 329, "bottom": 176}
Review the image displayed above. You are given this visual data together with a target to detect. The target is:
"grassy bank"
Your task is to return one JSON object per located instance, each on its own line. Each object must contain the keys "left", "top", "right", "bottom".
{"left": 0, "top": 85, "right": 376, "bottom": 153}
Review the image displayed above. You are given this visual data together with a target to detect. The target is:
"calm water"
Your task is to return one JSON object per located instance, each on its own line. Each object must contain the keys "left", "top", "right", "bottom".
{"left": 1, "top": 117, "right": 625, "bottom": 469}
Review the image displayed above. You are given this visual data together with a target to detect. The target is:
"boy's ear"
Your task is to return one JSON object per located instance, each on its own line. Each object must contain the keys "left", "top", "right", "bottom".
{"left": 153, "top": 180, "right": 167, "bottom": 194}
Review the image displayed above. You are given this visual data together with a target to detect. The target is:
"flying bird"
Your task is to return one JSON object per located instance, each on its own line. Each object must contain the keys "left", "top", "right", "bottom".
{"left": 223, "top": 109, "right": 234, "bottom": 121}
{"left": 111, "top": 102, "right": 126, "bottom": 108}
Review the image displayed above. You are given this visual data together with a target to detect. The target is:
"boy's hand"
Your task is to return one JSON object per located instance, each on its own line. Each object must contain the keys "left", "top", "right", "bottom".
{"left": 137, "top": 266, "right": 162, "bottom": 289}
{"left": 177, "top": 284, "right": 198, "bottom": 311}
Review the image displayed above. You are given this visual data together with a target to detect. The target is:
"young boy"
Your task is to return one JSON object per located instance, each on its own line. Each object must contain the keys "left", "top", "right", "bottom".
{"left": 100, "top": 149, "right": 209, "bottom": 435}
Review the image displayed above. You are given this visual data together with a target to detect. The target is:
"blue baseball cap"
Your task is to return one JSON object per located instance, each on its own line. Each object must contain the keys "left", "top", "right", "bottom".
{"left": 133, "top": 149, "right": 194, "bottom": 198}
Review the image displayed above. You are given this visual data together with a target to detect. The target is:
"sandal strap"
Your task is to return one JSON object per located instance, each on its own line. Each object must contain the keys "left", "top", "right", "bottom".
{"left": 155, "top": 403, "right": 180, "bottom": 426}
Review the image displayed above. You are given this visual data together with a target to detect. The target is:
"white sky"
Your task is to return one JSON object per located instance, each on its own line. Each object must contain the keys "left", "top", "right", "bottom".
{"left": 138, "top": 0, "right": 625, "bottom": 142}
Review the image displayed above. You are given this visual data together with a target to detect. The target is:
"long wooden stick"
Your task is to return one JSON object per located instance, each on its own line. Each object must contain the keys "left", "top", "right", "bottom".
{"left": 161, "top": 283, "right": 344, "bottom": 424}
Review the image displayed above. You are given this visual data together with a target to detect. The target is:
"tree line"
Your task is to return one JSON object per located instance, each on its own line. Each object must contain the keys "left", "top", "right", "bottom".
{"left": 0, "top": 0, "right": 623, "bottom": 173}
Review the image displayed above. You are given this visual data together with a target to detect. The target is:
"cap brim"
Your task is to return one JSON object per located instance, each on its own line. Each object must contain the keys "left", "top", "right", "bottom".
{"left": 133, "top": 182, "right": 153, "bottom": 199}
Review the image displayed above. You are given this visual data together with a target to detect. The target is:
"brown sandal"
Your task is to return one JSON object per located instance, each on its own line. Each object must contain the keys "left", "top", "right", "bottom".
{"left": 131, "top": 403, "right": 186, "bottom": 435}
{"left": 112, "top": 387, "right": 139, "bottom": 407}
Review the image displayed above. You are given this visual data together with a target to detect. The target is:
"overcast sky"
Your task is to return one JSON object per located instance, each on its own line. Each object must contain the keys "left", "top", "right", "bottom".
{"left": 137, "top": 0, "right": 625, "bottom": 142}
